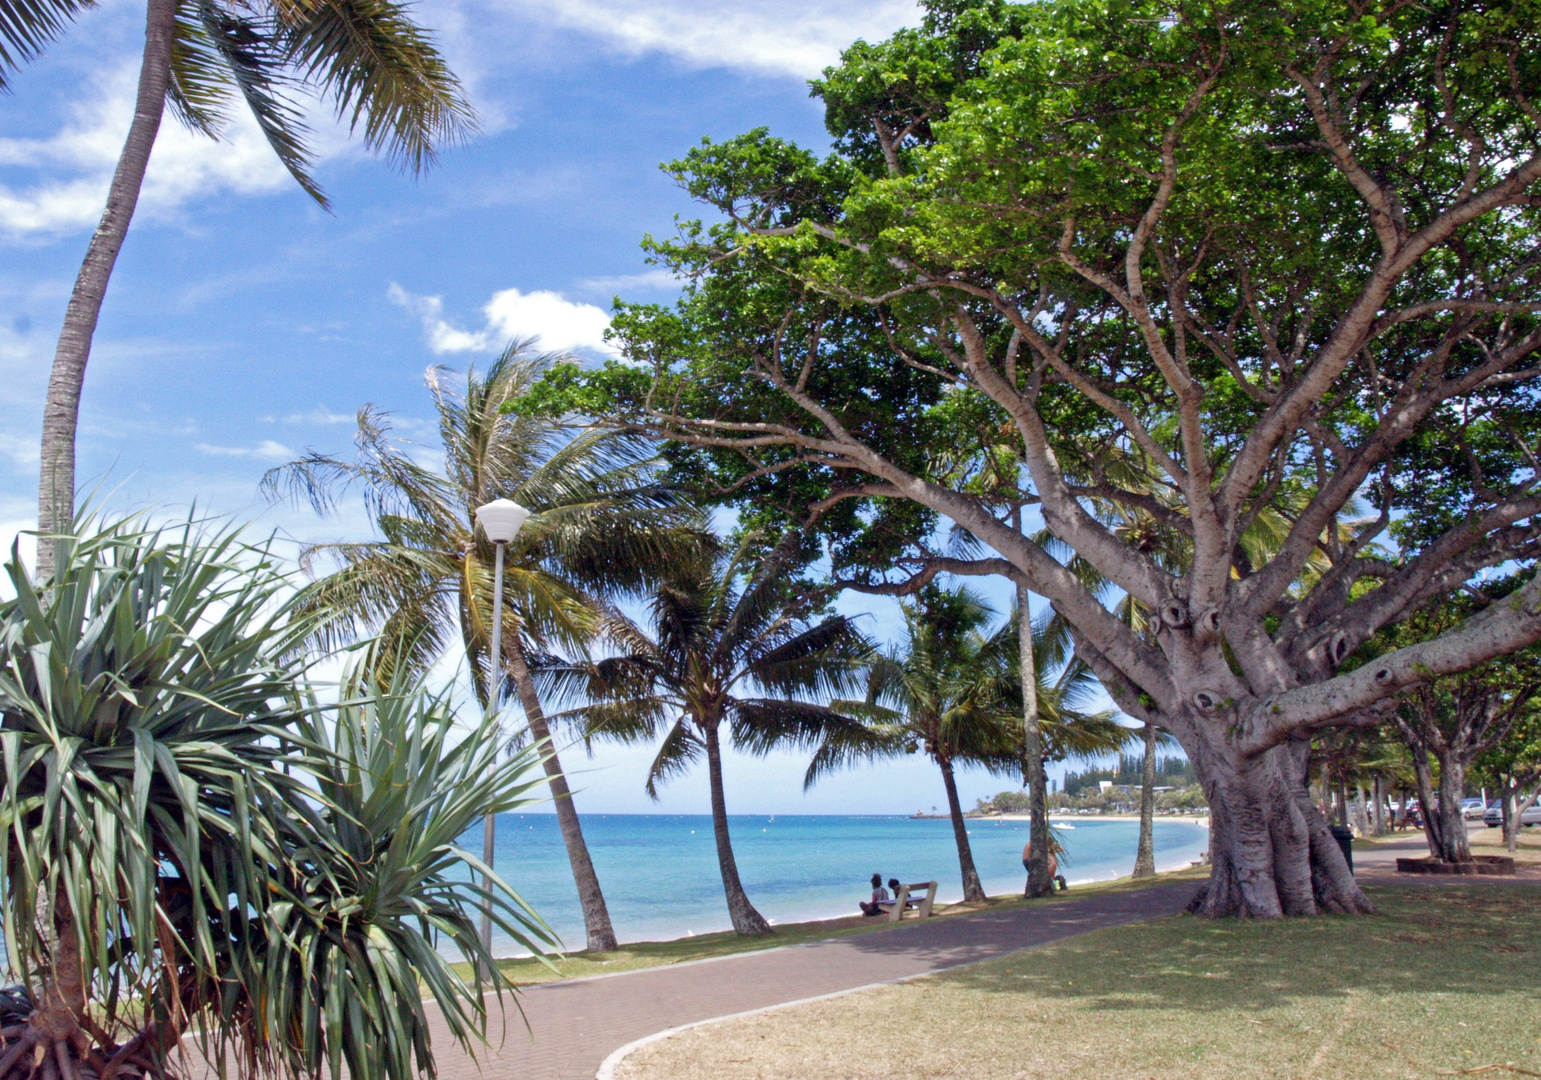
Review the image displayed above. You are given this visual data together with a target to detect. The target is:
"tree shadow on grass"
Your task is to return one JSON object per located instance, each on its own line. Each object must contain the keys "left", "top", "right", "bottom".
{"left": 930, "top": 883, "right": 1540, "bottom": 1014}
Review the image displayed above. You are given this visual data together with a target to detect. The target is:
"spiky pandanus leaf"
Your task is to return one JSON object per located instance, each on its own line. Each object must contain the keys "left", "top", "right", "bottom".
{"left": 0, "top": 514, "right": 315, "bottom": 1073}
{"left": 261, "top": 655, "right": 558, "bottom": 1080}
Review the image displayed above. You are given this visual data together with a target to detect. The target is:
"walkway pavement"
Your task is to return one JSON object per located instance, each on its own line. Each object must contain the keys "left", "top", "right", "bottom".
{"left": 439, "top": 880, "right": 1198, "bottom": 1080}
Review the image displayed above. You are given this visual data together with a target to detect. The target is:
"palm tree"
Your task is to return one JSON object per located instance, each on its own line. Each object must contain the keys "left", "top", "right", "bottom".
{"left": 551, "top": 536, "right": 873, "bottom": 936}
{"left": 25, "top": 0, "right": 474, "bottom": 576}
{"left": 263, "top": 343, "right": 698, "bottom": 952}
{"left": 0, "top": 514, "right": 557, "bottom": 1080}
{"left": 807, "top": 585, "right": 1125, "bottom": 903}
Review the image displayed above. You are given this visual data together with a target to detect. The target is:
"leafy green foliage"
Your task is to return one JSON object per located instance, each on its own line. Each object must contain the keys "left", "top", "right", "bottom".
{"left": 262, "top": 655, "right": 558, "bottom": 1080}
{"left": 0, "top": 516, "right": 558, "bottom": 1080}
{"left": 0, "top": 0, "right": 94, "bottom": 89}
{"left": 807, "top": 585, "right": 1128, "bottom": 786}
{"left": 550, "top": 534, "right": 875, "bottom": 795}
{"left": 0, "top": 516, "right": 312, "bottom": 1061}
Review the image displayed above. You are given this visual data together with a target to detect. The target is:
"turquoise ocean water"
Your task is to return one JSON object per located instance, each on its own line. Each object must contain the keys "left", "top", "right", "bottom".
{"left": 475, "top": 814, "right": 1209, "bottom": 954}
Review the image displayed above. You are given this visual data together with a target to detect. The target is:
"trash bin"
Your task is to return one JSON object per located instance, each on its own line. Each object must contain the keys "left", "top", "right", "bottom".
{"left": 1329, "top": 824, "right": 1354, "bottom": 875}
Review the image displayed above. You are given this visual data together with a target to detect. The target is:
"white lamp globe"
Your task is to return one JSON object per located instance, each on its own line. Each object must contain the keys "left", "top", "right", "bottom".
{"left": 475, "top": 498, "right": 531, "bottom": 544}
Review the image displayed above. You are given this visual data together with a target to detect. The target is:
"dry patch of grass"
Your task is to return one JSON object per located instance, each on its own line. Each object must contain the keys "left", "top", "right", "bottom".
{"left": 617, "top": 883, "right": 1541, "bottom": 1080}
{"left": 1468, "top": 825, "right": 1541, "bottom": 862}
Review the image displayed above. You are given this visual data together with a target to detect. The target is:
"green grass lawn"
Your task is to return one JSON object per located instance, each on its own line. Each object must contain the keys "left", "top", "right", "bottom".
{"left": 615, "top": 882, "right": 1541, "bottom": 1080}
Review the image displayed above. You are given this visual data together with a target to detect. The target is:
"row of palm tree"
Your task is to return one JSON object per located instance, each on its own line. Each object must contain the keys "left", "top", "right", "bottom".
{"left": 264, "top": 344, "right": 1134, "bottom": 941}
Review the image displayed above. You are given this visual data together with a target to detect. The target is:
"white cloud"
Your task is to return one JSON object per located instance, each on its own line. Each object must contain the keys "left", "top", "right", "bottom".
{"left": 195, "top": 440, "right": 295, "bottom": 460}
{"left": 485, "top": 0, "right": 919, "bottom": 79}
{"left": 0, "top": 64, "right": 317, "bottom": 236}
{"left": 0, "top": 433, "right": 40, "bottom": 468}
{"left": 389, "top": 282, "right": 615, "bottom": 356}
{"left": 577, "top": 268, "right": 684, "bottom": 294}
{"left": 281, "top": 407, "right": 356, "bottom": 426}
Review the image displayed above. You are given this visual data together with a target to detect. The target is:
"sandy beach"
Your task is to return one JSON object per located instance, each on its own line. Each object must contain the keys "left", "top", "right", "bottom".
{"left": 977, "top": 812, "right": 1210, "bottom": 823}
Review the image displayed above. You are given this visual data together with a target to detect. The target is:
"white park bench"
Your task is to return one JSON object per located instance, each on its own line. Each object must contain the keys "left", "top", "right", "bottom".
{"left": 875, "top": 880, "right": 938, "bottom": 922}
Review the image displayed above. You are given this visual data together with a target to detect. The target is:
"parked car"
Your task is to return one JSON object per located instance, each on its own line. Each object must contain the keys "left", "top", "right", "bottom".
{"left": 1483, "top": 803, "right": 1541, "bottom": 828}
{"left": 1462, "top": 798, "right": 1488, "bottom": 820}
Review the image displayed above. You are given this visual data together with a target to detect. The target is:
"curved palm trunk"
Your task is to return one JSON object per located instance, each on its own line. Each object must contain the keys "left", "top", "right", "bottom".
{"left": 938, "top": 755, "right": 985, "bottom": 902}
{"left": 701, "top": 721, "right": 770, "bottom": 936}
{"left": 1132, "top": 721, "right": 1157, "bottom": 879}
{"left": 37, "top": 0, "right": 175, "bottom": 578}
{"left": 504, "top": 640, "right": 618, "bottom": 952}
{"left": 1016, "top": 583, "right": 1052, "bottom": 899}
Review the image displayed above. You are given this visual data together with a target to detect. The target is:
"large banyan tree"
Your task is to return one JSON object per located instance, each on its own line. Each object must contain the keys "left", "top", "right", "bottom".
{"left": 541, "top": 0, "right": 1541, "bottom": 916}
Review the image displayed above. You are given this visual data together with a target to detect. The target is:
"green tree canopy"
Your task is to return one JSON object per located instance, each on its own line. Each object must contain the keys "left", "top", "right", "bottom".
{"left": 529, "top": 0, "right": 1541, "bottom": 917}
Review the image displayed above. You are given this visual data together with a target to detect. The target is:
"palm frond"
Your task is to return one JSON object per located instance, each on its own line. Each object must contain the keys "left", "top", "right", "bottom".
{"left": 275, "top": 0, "right": 476, "bottom": 174}
{"left": 197, "top": 0, "right": 325, "bottom": 204}
{"left": 644, "top": 719, "right": 701, "bottom": 799}
{"left": 0, "top": 0, "right": 92, "bottom": 90}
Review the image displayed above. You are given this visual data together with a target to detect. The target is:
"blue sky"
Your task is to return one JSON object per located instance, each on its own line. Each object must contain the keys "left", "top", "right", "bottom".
{"left": 0, "top": 0, "right": 1118, "bottom": 815}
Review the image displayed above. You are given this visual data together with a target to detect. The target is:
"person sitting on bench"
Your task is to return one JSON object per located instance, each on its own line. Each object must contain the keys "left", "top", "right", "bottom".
{"left": 859, "top": 872, "right": 890, "bottom": 916}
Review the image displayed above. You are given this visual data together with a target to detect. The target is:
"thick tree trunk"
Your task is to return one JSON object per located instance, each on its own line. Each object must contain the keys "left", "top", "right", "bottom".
{"left": 1435, "top": 756, "right": 1471, "bottom": 863}
{"left": 700, "top": 722, "right": 771, "bottom": 936}
{"left": 1413, "top": 753, "right": 1443, "bottom": 859}
{"left": 504, "top": 640, "right": 618, "bottom": 952}
{"left": 1353, "top": 786, "right": 1372, "bottom": 838}
{"left": 1500, "top": 782, "right": 1538, "bottom": 852}
{"left": 938, "top": 755, "right": 986, "bottom": 902}
{"left": 1371, "top": 776, "right": 1385, "bottom": 836}
{"left": 36, "top": 0, "right": 175, "bottom": 578}
{"left": 1016, "top": 583, "right": 1053, "bottom": 898}
{"left": 1132, "top": 722, "right": 1157, "bottom": 879}
{"left": 1185, "top": 736, "right": 1373, "bottom": 918}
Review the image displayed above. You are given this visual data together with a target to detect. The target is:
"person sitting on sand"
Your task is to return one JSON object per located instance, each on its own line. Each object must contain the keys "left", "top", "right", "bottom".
{"left": 860, "top": 873, "right": 889, "bottom": 916}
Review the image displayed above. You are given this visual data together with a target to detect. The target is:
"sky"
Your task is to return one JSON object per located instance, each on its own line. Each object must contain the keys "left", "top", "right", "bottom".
{"left": 0, "top": 0, "right": 1124, "bottom": 815}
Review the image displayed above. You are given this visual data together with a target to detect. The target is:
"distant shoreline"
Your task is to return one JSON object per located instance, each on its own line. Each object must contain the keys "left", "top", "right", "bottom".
{"left": 967, "top": 813, "right": 1208, "bottom": 819}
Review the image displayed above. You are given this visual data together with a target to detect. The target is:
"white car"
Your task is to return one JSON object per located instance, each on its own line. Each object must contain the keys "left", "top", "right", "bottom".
{"left": 1462, "top": 798, "right": 1488, "bottom": 820}
{"left": 1483, "top": 803, "right": 1541, "bottom": 828}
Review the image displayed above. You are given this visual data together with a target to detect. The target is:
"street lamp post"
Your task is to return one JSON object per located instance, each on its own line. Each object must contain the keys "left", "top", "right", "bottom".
{"left": 473, "top": 498, "right": 531, "bottom": 962}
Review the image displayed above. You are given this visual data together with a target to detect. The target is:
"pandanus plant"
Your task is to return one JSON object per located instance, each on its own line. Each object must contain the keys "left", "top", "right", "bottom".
{"left": 0, "top": 516, "right": 554, "bottom": 1080}
{"left": 264, "top": 651, "right": 557, "bottom": 1080}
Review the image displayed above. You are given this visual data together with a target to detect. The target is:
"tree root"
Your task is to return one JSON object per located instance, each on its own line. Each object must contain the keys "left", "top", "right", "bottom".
{"left": 0, "top": 1021, "right": 175, "bottom": 1080}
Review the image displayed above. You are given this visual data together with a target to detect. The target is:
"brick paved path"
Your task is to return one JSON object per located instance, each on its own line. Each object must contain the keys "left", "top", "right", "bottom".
{"left": 433, "top": 881, "right": 1198, "bottom": 1080}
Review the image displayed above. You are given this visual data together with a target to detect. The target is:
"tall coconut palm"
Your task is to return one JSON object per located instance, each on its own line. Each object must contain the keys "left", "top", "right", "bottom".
{"left": 808, "top": 586, "right": 1125, "bottom": 903}
{"left": 263, "top": 342, "right": 698, "bottom": 953}
{"left": 550, "top": 536, "right": 873, "bottom": 936}
{"left": 29, "top": 0, "right": 474, "bottom": 576}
